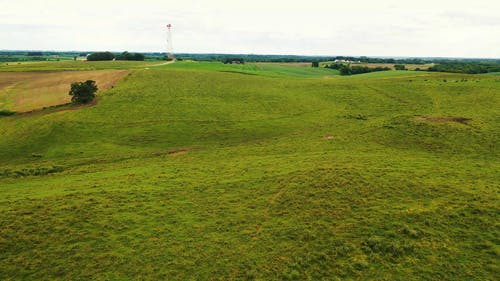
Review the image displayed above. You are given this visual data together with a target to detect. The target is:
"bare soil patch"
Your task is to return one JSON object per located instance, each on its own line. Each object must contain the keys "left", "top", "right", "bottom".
{"left": 323, "top": 135, "right": 336, "bottom": 140}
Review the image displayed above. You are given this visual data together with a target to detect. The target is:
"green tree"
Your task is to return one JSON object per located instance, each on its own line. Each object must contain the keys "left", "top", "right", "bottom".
{"left": 69, "top": 80, "right": 98, "bottom": 104}
{"left": 87, "top": 52, "right": 115, "bottom": 61}
{"left": 339, "top": 65, "right": 352, "bottom": 75}
{"left": 116, "top": 51, "right": 145, "bottom": 61}
{"left": 311, "top": 61, "right": 319, "bottom": 67}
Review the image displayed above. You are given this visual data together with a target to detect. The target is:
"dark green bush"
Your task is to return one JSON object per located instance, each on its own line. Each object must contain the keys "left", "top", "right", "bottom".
{"left": 0, "top": 109, "right": 16, "bottom": 116}
{"left": 394, "top": 64, "right": 406, "bottom": 70}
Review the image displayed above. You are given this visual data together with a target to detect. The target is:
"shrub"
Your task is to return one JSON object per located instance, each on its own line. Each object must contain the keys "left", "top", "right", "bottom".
{"left": 0, "top": 109, "right": 16, "bottom": 116}
{"left": 394, "top": 64, "right": 406, "bottom": 70}
{"left": 339, "top": 65, "right": 391, "bottom": 76}
{"left": 69, "top": 80, "right": 98, "bottom": 104}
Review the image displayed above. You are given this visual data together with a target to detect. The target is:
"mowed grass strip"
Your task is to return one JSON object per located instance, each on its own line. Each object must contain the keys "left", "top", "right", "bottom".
{"left": 0, "top": 70, "right": 130, "bottom": 112}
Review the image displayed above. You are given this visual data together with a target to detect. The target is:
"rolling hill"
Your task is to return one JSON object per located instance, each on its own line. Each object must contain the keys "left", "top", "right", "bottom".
{"left": 0, "top": 62, "right": 499, "bottom": 280}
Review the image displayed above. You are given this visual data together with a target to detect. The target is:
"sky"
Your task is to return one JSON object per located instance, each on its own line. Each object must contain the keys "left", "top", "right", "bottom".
{"left": 1, "top": 0, "right": 499, "bottom": 58}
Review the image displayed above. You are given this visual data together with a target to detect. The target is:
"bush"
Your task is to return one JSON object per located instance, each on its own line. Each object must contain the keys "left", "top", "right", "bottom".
{"left": 311, "top": 61, "right": 319, "bottom": 67}
{"left": 69, "top": 80, "right": 98, "bottom": 104}
{"left": 339, "top": 65, "right": 391, "bottom": 76}
{"left": 0, "top": 109, "right": 16, "bottom": 116}
{"left": 394, "top": 64, "right": 406, "bottom": 70}
{"left": 87, "top": 52, "right": 115, "bottom": 61}
{"left": 326, "top": 63, "right": 343, "bottom": 70}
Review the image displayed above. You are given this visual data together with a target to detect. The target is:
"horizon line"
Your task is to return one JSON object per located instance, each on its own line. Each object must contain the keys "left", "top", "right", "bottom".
{"left": 1, "top": 49, "right": 499, "bottom": 60}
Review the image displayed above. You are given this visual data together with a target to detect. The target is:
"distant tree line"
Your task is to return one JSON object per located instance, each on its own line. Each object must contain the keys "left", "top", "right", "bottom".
{"left": 326, "top": 63, "right": 391, "bottom": 75}
{"left": 86, "top": 51, "right": 145, "bottom": 61}
{"left": 27, "top": 51, "right": 43, "bottom": 56}
{"left": 222, "top": 58, "right": 245, "bottom": 64}
{"left": 116, "top": 51, "right": 145, "bottom": 61}
{"left": 427, "top": 62, "right": 500, "bottom": 74}
{"left": 0, "top": 56, "right": 47, "bottom": 62}
{"left": 2, "top": 51, "right": 500, "bottom": 74}
{"left": 2, "top": 51, "right": 500, "bottom": 64}
{"left": 87, "top": 52, "right": 115, "bottom": 61}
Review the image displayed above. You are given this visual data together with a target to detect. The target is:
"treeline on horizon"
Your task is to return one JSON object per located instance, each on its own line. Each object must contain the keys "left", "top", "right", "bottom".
{"left": 86, "top": 51, "right": 145, "bottom": 61}
{"left": 1, "top": 51, "right": 499, "bottom": 74}
{"left": 427, "top": 62, "right": 500, "bottom": 74}
{"left": 326, "top": 63, "right": 391, "bottom": 76}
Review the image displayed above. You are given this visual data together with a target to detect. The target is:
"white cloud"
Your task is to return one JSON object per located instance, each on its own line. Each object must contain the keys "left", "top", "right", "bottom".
{"left": 0, "top": 0, "right": 499, "bottom": 57}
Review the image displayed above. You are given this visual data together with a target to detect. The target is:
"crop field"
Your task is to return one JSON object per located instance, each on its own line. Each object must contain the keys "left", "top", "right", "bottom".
{"left": 0, "top": 62, "right": 499, "bottom": 280}
{"left": 0, "top": 70, "right": 130, "bottom": 112}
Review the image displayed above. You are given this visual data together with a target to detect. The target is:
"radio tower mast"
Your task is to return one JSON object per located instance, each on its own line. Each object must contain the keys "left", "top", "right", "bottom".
{"left": 166, "top": 24, "right": 174, "bottom": 59}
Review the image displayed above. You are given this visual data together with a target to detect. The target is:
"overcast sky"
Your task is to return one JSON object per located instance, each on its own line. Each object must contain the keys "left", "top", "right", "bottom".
{"left": 1, "top": 0, "right": 499, "bottom": 58}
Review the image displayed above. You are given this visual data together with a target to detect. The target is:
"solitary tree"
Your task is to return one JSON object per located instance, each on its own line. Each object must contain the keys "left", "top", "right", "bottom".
{"left": 69, "top": 80, "right": 98, "bottom": 104}
{"left": 311, "top": 61, "right": 319, "bottom": 67}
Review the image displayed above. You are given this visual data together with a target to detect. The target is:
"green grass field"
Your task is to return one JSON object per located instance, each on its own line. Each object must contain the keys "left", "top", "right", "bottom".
{"left": 158, "top": 61, "right": 340, "bottom": 78}
{"left": 0, "top": 62, "right": 499, "bottom": 280}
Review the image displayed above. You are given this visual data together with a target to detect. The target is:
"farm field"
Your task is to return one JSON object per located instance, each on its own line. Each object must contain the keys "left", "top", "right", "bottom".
{"left": 0, "top": 62, "right": 499, "bottom": 280}
{"left": 0, "top": 70, "right": 130, "bottom": 112}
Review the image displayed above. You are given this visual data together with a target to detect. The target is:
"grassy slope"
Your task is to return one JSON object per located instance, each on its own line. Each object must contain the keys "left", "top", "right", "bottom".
{"left": 160, "top": 61, "right": 340, "bottom": 77}
{"left": 0, "top": 66, "right": 499, "bottom": 280}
